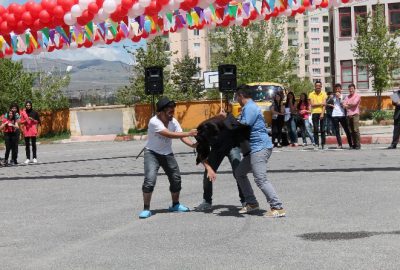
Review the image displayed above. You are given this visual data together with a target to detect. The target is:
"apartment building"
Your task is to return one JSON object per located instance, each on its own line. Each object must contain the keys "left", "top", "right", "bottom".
{"left": 331, "top": 0, "right": 400, "bottom": 95}
{"left": 167, "top": 28, "right": 211, "bottom": 78}
{"left": 286, "top": 10, "right": 332, "bottom": 92}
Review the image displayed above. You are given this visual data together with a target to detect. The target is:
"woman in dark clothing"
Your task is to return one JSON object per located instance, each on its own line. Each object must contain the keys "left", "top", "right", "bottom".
{"left": 271, "top": 93, "right": 285, "bottom": 147}
{"left": 1, "top": 110, "right": 20, "bottom": 166}
{"left": 4, "top": 103, "right": 21, "bottom": 165}
{"left": 285, "top": 91, "right": 298, "bottom": 146}
{"left": 297, "top": 93, "right": 316, "bottom": 146}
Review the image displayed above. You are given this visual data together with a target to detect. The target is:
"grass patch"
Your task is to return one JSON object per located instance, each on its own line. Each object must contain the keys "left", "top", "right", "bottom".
{"left": 38, "top": 131, "right": 71, "bottom": 142}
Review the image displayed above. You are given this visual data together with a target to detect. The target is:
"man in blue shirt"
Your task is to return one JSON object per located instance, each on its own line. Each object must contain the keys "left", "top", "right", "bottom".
{"left": 233, "top": 85, "right": 285, "bottom": 218}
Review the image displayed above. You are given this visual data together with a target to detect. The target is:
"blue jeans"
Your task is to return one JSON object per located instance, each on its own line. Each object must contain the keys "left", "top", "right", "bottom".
{"left": 235, "top": 148, "right": 283, "bottom": 209}
{"left": 142, "top": 149, "right": 181, "bottom": 193}
{"left": 300, "top": 118, "right": 315, "bottom": 145}
{"left": 286, "top": 116, "right": 298, "bottom": 144}
{"left": 203, "top": 147, "right": 245, "bottom": 204}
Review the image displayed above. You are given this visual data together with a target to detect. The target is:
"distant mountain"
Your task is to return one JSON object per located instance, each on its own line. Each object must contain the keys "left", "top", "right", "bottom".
{"left": 21, "top": 58, "right": 132, "bottom": 98}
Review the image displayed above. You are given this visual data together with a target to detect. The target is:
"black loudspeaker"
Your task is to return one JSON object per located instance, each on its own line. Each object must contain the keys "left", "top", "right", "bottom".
{"left": 218, "top": 64, "right": 237, "bottom": 92}
{"left": 145, "top": 66, "right": 164, "bottom": 95}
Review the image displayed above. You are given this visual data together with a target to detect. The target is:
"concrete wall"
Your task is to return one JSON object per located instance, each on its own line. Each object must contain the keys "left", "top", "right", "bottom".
{"left": 69, "top": 105, "right": 136, "bottom": 136}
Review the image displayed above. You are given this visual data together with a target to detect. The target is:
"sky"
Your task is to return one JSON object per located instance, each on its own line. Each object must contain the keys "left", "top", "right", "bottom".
{"left": 1, "top": 0, "right": 146, "bottom": 64}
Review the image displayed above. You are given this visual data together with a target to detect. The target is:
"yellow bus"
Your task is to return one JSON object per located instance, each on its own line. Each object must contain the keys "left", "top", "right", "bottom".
{"left": 231, "top": 82, "right": 286, "bottom": 126}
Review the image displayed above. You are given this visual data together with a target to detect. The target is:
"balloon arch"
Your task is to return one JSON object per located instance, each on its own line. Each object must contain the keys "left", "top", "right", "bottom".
{"left": 0, "top": 0, "right": 349, "bottom": 58}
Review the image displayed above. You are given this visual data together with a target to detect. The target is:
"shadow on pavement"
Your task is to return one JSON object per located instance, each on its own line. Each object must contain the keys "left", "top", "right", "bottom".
{"left": 298, "top": 230, "right": 400, "bottom": 241}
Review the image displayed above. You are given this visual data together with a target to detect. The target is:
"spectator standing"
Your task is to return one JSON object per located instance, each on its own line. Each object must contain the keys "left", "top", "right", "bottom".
{"left": 325, "top": 91, "right": 335, "bottom": 136}
{"left": 331, "top": 84, "right": 353, "bottom": 149}
{"left": 271, "top": 94, "right": 285, "bottom": 147}
{"left": 388, "top": 89, "right": 400, "bottom": 149}
{"left": 297, "top": 93, "right": 316, "bottom": 147}
{"left": 3, "top": 103, "right": 21, "bottom": 165}
{"left": 1, "top": 110, "right": 19, "bottom": 166}
{"left": 308, "top": 81, "right": 327, "bottom": 149}
{"left": 20, "top": 101, "right": 40, "bottom": 164}
{"left": 139, "top": 97, "right": 197, "bottom": 219}
{"left": 285, "top": 92, "right": 298, "bottom": 146}
{"left": 343, "top": 84, "right": 361, "bottom": 150}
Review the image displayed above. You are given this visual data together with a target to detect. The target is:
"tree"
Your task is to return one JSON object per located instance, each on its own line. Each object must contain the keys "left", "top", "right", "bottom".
{"left": 353, "top": 4, "right": 400, "bottom": 110}
{"left": 116, "top": 36, "right": 173, "bottom": 105}
{"left": 209, "top": 19, "right": 297, "bottom": 86}
{"left": 0, "top": 59, "right": 35, "bottom": 113}
{"left": 286, "top": 75, "right": 314, "bottom": 96}
{"left": 32, "top": 72, "right": 70, "bottom": 110}
{"left": 170, "top": 54, "right": 203, "bottom": 101}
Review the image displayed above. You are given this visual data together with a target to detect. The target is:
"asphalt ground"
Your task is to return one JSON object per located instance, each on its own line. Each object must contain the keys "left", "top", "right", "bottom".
{"left": 1, "top": 141, "right": 400, "bottom": 270}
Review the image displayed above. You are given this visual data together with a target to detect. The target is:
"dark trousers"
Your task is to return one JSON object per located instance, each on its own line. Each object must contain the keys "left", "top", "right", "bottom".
{"left": 325, "top": 115, "right": 334, "bottom": 135}
{"left": 332, "top": 116, "right": 353, "bottom": 147}
{"left": 312, "top": 113, "right": 326, "bottom": 146}
{"left": 4, "top": 132, "right": 18, "bottom": 162}
{"left": 391, "top": 117, "right": 400, "bottom": 146}
{"left": 272, "top": 117, "right": 284, "bottom": 145}
{"left": 203, "top": 147, "right": 245, "bottom": 204}
{"left": 347, "top": 114, "right": 361, "bottom": 148}
{"left": 25, "top": 137, "right": 37, "bottom": 159}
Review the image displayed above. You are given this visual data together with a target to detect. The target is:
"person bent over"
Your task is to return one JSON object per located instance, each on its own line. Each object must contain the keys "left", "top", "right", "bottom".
{"left": 139, "top": 97, "right": 197, "bottom": 219}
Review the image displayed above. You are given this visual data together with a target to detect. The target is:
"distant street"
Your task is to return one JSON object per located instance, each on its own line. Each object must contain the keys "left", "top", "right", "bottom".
{"left": 1, "top": 141, "right": 400, "bottom": 270}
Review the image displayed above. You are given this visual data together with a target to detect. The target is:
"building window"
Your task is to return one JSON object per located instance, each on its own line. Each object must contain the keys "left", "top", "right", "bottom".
{"left": 311, "top": 27, "right": 319, "bottom": 33}
{"left": 356, "top": 61, "right": 369, "bottom": 89}
{"left": 389, "top": 3, "right": 400, "bottom": 33}
{"left": 312, "top": 58, "right": 320, "bottom": 65}
{"left": 339, "top": 7, "right": 352, "bottom": 37}
{"left": 324, "top": 56, "right": 329, "bottom": 63}
{"left": 324, "top": 46, "right": 330, "bottom": 53}
{"left": 323, "top": 36, "right": 329, "bottom": 43}
{"left": 312, "top": 68, "right": 321, "bottom": 75}
{"left": 305, "top": 54, "right": 310, "bottom": 60}
{"left": 305, "top": 43, "right": 309, "bottom": 49}
{"left": 193, "top": 43, "right": 200, "bottom": 50}
{"left": 341, "top": 60, "right": 353, "bottom": 88}
{"left": 354, "top": 6, "right": 367, "bottom": 34}
{"left": 323, "top": 26, "right": 329, "bottom": 33}
{"left": 305, "top": 65, "right": 309, "bottom": 72}
{"left": 372, "top": 4, "right": 385, "bottom": 17}
{"left": 311, "top": 17, "right": 319, "bottom": 24}
{"left": 193, "top": 29, "right": 200, "bottom": 36}
{"left": 304, "top": 20, "right": 308, "bottom": 27}
{"left": 195, "top": 57, "right": 201, "bottom": 64}
{"left": 323, "top": 16, "right": 329, "bottom": 23}
{"left": 311, "top": 38, "right": 320, "bottom": 44}
{"left": 311, "top": 48, "right": 320, "bottom": 54}
{"left": 324, "top": 67, "right": 331, "bottom": 73}
{"left": 325, "top": 76, "right": 332, "bottom": 83}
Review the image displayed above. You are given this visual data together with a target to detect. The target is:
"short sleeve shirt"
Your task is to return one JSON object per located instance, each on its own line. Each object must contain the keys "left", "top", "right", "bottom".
{"left": 309, "top": 91, "right": 327, "bottom": 114}
{"left": 145, "top": 116, "right": 182, "bottom": 155}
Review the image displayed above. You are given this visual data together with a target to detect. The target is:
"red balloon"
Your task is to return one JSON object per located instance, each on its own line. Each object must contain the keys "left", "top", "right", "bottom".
{"left": 8, "top": 3, "right": 19, "bottom": 13}
{"left": 215, "top": 0, "right": 229, "bottom": 7}
{"left": 320, "top": 0, "right": 328, "bottom": 8}
{"left": 105, "top": 38, "right": 113, "bottom": 44}
{"left": 32, "top": 19, "right": 43, "bottom": 31}
{"left": 121, "top": 0, "right": 133, "bottom": 9}
{"left": 42, "top": 0, "right": 57, "bottom": 11}
{"left": 88, "top": 3, "right": 99, "bottom": 14}
{"left": 303, "top": 0, "right": 310, "bottom": 7}
{"left": 15, "top": 21, "right": 26, "bottom": 34}
{"left": 30, "top": 3, "right": 42, "bottom": 17}
{"left": 0, "top": 17, "right": 2, "bottom": 25}
{"left": 96, "top": 0, "right": 104, "bottom": 7}
{"left": 61, "top": 0, "right": 74, "bottom": 11}
{"left": 242, "top": 18, "right": 249, "bottom": 27}
{"left": 14, "top": 4, "right": 26, "bottom": 19}
{"left": 0, "top": 21, "right": 9, "bottom": 34}
{"left": 39, "top": 10, "right": 51, "bottom": 23}
{"left": 53, "top": 6, "right": 65, "bottom": 18}
{"left": 52, "top": 16, "right": 65, "bottom": 26}
{"left": 249, "top": 9, "right": 258, "bottom": 20}
{"left": 0, "top": 5, "right": 6, "bottom": 14}
{"left": 5, "top": 47, "right": 13, "bottom": 56}
{"left": 22, "top": 12, "right": 33, "bottom": 25}
{"left": 48, "top": 45, "right": 56, "bottom": 52}
{"left": 271, "top": 9, "right": 278, "bottom": 17}
{"left": 0, "top": 51, "right": 4, "bottom": 58}
{"left": 26, "top": 46, "right": 33, "bottom": 54}
{"left": 25, "top": 1, "right": 35, "bottom": 12}
{"left": 7, "top": 14, "right": 17, "bottom": 27}
{"left": 297, "top": 6, "right": 305, "bottom": 14}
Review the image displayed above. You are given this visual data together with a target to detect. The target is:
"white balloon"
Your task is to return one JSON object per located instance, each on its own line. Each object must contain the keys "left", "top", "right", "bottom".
{"left": 69, "top": 42, "right": 78, "bottom": 49}
{"left": 138, "top": 0, "right": 151, "bottom": 8}
{"left": 115, "top": 0, "right": 122, "bottom": 4}
{"left": 291, "top": 1, "right": 300, "bottom": 11}
{"left": 235, "top": 17, "right": 243, "bottom": 25}
{"left": 284, "top": 8, "right": 292, "bottom": 16}
{"left": 103, "top": 0, "right": 117, "bottom": 13}
{"left": 314, "top": 0, "right": 322, "bottom": 5}
{"left": 79, "top": 0, "right": 91, "bottom": 9}
{"left": 98, "top": 8, "right": 108, "bottom": 20}
{"left": 64, "top": 12, "right": 77, "bottom": 25}
{"left": 71, "top": 4, "right": 83, "bottom": 17}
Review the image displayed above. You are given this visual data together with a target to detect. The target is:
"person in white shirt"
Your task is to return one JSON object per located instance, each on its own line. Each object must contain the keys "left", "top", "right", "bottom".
{"left": 139, "top": 97, "right": 197, "bottom": 219}
{"left": 331, "top": 84, "right": 353, "bottom": 149}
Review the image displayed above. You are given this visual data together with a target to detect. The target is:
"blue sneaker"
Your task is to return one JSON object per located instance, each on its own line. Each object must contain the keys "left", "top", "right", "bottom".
{"left": 139, "top": 210, "right": 152, "bottom": 219}
{"left": 168, "top": 203, "right": 190, "bottom": 212}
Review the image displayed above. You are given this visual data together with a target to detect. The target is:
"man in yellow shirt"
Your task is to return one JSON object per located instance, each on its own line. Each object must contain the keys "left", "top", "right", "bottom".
{"left": 308, "top": 81, "right": 327, "bottom": 149}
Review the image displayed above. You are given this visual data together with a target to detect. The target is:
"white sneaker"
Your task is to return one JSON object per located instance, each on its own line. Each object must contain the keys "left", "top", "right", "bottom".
{"left": 194, "top": 200, "right": 212, "bottom": 211}
{"left": 33, "top": 158, "right": 38, "bottom": 163}
{"left": 24, "top": 159, "right": 30, "bottom": 164}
